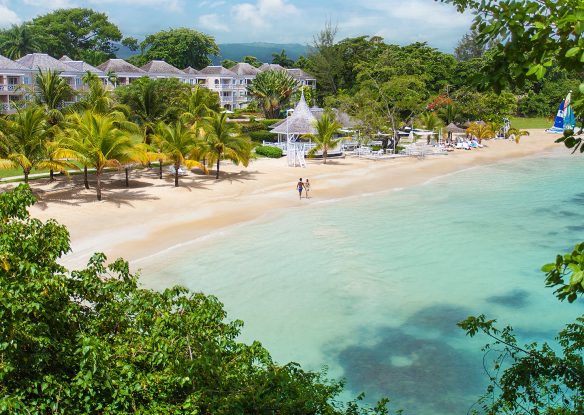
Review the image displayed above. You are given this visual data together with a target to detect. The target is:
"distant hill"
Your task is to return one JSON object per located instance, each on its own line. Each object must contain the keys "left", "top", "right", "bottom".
{"left": 213, "top": 42, "right": 310, "bottom": 65}
{"left": 115, "top": 42, "right": 310, "bottom": 67}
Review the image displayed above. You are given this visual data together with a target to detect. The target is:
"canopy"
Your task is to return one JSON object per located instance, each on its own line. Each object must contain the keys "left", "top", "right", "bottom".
{"left": 270, "top": 91, "right": 317, "bottom": 136}
{"left": 446, "top": 123, "right": 466, "bottom": 134}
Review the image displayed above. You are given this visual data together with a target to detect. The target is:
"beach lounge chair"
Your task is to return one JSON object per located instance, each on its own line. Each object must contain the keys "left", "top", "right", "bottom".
{"left": 168, "top": 166, "right": 188, "bottom": 176}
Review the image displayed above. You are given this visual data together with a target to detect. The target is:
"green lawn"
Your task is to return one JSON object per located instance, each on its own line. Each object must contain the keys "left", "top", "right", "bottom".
{"left": 509, "top": 117, "right": 552, "bottom": 129}
{"left": 0, "top": 161, "right": 85, "bottom": 180}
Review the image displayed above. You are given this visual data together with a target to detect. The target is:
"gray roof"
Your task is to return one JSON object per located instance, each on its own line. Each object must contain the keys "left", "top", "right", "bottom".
{"left": 183, "top": 66, "right": 200, "bottom": 75}
{"left": 230, "top": 62, "right": 260, "bottom": 76}
{"left": 271, "top": 92, "right": 318, "bottom": 135}
{"left": 258, "top": 63, "right": 286, "bottom": 72}
{"left": 0, "top": 54, "right": 30, "bottom": 71}
{"left": 97, "top": 58, "right": 146, "bottom": 74}
{"left": 446, "top": 123, "right": 466, "bottom": 133}
{"left": 287, "top": 68, "right": 315, "bottom": 80}
{"left": 141, "top": 60, "right": 185, "bottom": 75}
{"left": 17, "top": 53, "right": 77, "bottom": 72}
{"left": 59, "top": 56, "right": 104, "bottom": 75}
{"left": 198, "top": 66, "right": 236, "bottom": 77}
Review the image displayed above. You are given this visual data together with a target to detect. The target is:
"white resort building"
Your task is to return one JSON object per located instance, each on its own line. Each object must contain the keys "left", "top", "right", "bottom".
{"left": 0, "top": 52, "right": 316, "bottom": 114}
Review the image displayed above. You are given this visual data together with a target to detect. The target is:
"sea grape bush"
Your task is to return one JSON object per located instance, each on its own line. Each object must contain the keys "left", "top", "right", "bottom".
{"left": 0, "top": 185, "right": 390, "bottom": 414}
{"left": 254, "top": 145, "right": 283, "bottom": 158}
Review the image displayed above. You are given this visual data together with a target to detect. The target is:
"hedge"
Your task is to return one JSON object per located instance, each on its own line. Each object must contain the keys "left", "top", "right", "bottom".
{"left": 255, "top": 145, "right": 283, "bottom": 158}
{"left": 249, "top": 130, "right": 277, "bottom": 142}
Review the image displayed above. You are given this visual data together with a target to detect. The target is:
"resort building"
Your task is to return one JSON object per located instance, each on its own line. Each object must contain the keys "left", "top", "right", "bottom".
{"left": 0, "top": 52, "right": 317, "bottom": 113}
{"left": 0, "top": 55, "right": 30, "bottom": 114}
{"left": 197, "top": 66, "right": 237, "bottom": 110}
{"left": 97, "top": 59, "right": 146, "bottom": 86}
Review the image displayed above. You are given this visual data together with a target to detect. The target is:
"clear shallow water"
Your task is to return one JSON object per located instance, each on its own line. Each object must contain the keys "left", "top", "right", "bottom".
{"left": 138, "top": 150, "right": 584, "bottom": 415}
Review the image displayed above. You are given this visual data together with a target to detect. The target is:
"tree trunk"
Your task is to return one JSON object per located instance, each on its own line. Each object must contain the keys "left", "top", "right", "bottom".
{"left": 159, "top": 159, "right": 163, "bottom": 179}
{"left": 24, "top": 169, "right": 29, "bottom": 184}
{"left": 96, "top": 172, "right": 102, "bottom": 201}
{"left": 323, "top": 149, "right": 327, "bottom": 164}
{"left": 125, "top": 167, "right": 129, "bottom": 187}
{"left": 84, "top": 165, "right": 89, "bottom": 189}
{"left": 174, "top": 163, "right": 179, "bottom": 187}
{"left": 50, "top": 169, "right": 54, "bottom": 181}
{"left": 215, "top": 157, "right": 220, "bottom": 179}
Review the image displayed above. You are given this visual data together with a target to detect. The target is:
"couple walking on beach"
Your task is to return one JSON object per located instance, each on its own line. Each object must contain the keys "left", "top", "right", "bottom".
{"left": 297, "top": 178, "right": 310, "bottom": 199}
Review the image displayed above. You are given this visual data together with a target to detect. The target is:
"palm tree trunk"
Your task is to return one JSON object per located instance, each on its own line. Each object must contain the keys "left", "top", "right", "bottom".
{"left": 174, "top": 163, "right": 179, "bottom": 187}
{"left": 96, "top": 171, "right": 102, "bottom": 201}
{"left": 84, "top": 165, "right": 89, "bottom": 189}
{"left": 23, "top": 169, "right": 29, "bottom": 184}
{"left": 323, "top": 149, "right": 327, "bottom": 165}
{"left": 125, "top": 167, "right": 129, "bottom": 187}
{"left": 50, "top": 169, "right": 54, "bottom": 181}
{"left": 159, "top": 159, "right": 163, "bottom": 179}
{"left": 215, "top": 157, "right": 220, "bottom": 179}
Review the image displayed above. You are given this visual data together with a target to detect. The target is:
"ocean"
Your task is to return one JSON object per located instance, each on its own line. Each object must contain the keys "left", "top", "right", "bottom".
{"left": 138, "top": 149, "right": 584, "bottom": 415}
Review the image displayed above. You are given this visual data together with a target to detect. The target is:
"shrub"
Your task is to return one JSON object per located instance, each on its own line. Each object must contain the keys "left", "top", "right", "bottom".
{"left": 255, "top": 145, "right": 283, "bottom": 158}
{"left": 259, "top": 119, "right": 282, "bottom": 129}
{"left": 249, "top": 130, "right": 277, "bottom": 142}
{"left": 240, "top": 122, "right": 267, "bottom": 133}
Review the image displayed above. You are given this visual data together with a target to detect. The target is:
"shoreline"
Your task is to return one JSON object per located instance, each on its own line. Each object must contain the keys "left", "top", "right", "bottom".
{"left": 2, "top": 130, "right": 562, "bottom": 269}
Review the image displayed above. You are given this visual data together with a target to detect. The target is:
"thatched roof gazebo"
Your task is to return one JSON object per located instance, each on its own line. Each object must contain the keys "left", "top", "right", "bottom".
{"left": 446, "top": 123, "right": 466, "bottom": 134}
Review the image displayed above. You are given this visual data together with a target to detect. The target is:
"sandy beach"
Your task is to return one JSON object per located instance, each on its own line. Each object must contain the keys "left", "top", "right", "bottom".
{"left": 1, "top": 130, "right": 561, "bottom": 269}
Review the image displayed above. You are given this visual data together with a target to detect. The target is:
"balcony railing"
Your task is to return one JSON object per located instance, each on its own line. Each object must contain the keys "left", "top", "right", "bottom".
{"left": 0, "top": 84, "right": 23, "bottom": 93}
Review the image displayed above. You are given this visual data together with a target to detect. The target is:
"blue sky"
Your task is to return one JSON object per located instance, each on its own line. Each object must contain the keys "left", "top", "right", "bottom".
{"left": 0, "top": 0, "right": 473, "bottom": 51}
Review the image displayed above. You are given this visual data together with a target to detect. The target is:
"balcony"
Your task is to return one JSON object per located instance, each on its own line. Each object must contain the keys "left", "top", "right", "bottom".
{"left": 0, "top": 84, "right": 24, "bottom": 94}
{"left": 209, "top": 83, "right": 234, "bottom": 91}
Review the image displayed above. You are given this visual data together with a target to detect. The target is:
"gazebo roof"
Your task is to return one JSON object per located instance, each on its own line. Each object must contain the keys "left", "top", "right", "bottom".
{"left": 446, "top": 123, "right": 466, "bottom": 133}
{"left": 270, "top": 92, "right": 317, "bottom": 135}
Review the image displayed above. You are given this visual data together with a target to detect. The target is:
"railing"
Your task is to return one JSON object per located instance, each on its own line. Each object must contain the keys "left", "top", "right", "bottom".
{"left": 0, "top": 84, "right": 22, "bottom": 92}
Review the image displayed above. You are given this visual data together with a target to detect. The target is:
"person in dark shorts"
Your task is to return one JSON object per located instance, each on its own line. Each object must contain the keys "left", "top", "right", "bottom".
{"left": 304, "top": 178, "right": 310, "bottom": 199}
{"left": 297, "top": 178, "right": 304, "bottom": 199}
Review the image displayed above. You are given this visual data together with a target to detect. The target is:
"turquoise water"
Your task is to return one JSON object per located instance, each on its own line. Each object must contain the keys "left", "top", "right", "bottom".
{"left": 138, "top": 150, "right": 584, "bottom": 415}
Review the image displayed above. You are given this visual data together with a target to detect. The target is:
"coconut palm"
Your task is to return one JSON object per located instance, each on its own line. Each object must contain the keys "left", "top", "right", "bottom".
{"left": 59, "top": 111, "right": 140, "bottom": 201}
{"left": 179, "top": 86, "right": 221, "bottom": 126}
{"left": 419, "top": 112, "right": 443, "bottom": 144}
{"left": 152, "top": 121, "right": 206, "bottom": 187}
{"left": 72, "top": 76, "right": 129, "bottom": 116}
{"left": 247, "top": 70, "right": 298, "bottom": 119}
{"left": 506, "top": 127, "right": 530, "bottom": 144}
{"left": 305, "top": 112, "right": 343, "bottom": 164}
{"left": 0, "top": 24, "right": 40, "bottom": 59}
{"left": 203, "top": 112, "right": 252, "bottom": 179}
{"left": 0, "top": 107, "right": 71, "bottom": 183}
{"left": 466, "top": 122, "right": 496, "bottom": 144}
{"left": 34, "top": 69, "right": 75, "bottom": 120}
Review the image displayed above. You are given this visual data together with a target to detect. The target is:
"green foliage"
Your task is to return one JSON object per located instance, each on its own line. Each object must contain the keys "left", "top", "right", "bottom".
{"left": 542, "top": 242, "right": 584, "bottom": 302}
{"left": 30, "top": 8, "right": 123, "bottom": 59}
{"left": 0, "top": 24, "right": 41, "bottom": 59}
{"left": 243, "top": 55, "right": 262, "bottom": 68}
{"left": 305, "top": 111, "right": 343, "bottom": 164}
{"left": 271, "top": 49, "right": 295, "bottom": 68}
{"left": 454, "top": 29, "right": 487, "bottom": 62}
{"left": 0, "top": 185, "right": 395, "bottom": 414}
{"left": 247, "top": 70, "right": 298, "bottom": 119}
{"left": 220, "top": 59, "right": 237, "bottom": 69}
{"left": 254, "top": 145, "right": 283, "bottom": 158}
{"left": 139, "top": 28, "right": 220, "bottom": 70}
{"left": 248, "top": 130, "right": 277, "bottom": 142}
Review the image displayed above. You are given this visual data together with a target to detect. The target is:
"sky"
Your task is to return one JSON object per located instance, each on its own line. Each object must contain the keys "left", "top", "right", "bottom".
{"left": 0, "top": 0, "right": 474, "bottom": 51}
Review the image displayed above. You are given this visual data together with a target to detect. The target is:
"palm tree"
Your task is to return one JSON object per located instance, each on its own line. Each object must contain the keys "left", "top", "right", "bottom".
{"left": 466, "top": 122, "right": 496, "bottom": 144}
{"left": 305, "top": 112, "right": 342, "bottom": 164}
{"left": 419, "top": 112, "right": 443, "bottom": 144}
{"left": 203, "top": 112, "right": 252, "bottom": 179}
{"left": 59, "top": 111, "right": 139, "bottom": 201}
{"left": 72, "top": 76, "right": 129, "bottom": 116}
{"left": 0, "top": 107, "right": 70, "bottom": 183}
{"left": 179, "top": 86, "right": 221, "bottom": 126}
{"left": 247, "top": 70, "right": 298, "bottom": 119}
{"left": 506, "top": 127, "right": 530, "bottom": 144}
{"left": 153, "top": 121, "right": 206, "bottom": 187}
{"left": 0, "top": 24, "right": 40, "bottom": 59}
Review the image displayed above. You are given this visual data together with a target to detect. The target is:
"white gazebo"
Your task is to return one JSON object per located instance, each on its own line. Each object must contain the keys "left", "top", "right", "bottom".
{"left": 270, "top": 91, "right": 317, "bottom": 167}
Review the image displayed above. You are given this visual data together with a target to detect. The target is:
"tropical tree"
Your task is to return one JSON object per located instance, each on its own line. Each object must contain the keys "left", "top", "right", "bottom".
{"left": 73, "top": 75, "right": 128, "bottom": 115}
{"left": 33, "top": 69, "right": 75, "bottom": 123}
{"left": 0, "top": 24, "right": 40, "bottom": 59}
{"left": 0, "top": 107, "right": 70, "bottom": 183}
{"left": 203, "top": 112, "right": 252, "bottom": 179}
{"left": 305, "top": 112, "right": 342, "bottom": 164}
{"left": 271, "top": 49, "right": 295, "bottom": 68}
{"left": 506, "top": 127, "right": 530, "bottom": 144}
{"left": 179, "top": 85, "right": 221, "bottom": 126}
{"left": 153, "top": 121, "right": 206, "bottom": 187}
{"left": 59, "top": 111, "right": 139, "bottom": 200}
{"left": 419, "top": 112, "right": 443, "bottom": 144}
{"left": 247, "top": 70, "right": 298, "bottom": 119}
{"left": 466, "top": 122, "right": 496, "bottom": 144}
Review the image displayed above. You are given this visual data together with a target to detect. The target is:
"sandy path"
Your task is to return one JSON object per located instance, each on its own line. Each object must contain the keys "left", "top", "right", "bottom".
{"left": 1, "top": 130, "right": 561, "bottom": 268}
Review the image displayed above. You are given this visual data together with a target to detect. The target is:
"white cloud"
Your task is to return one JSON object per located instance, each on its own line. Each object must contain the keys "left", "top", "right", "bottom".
{"left": 0, "top": 1, "right": 21, "bottom": 27}
{"left": 232, "top": 0, "right": 299, "bottom": 29}
{"left": 198, "top": 13, "right": 229, "bottom": 32}
{"left": 22, "top": 0, "right": 75, "bottom": 8}
{"left": 89, "top": 0, "right": 183, "bottom": 12}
